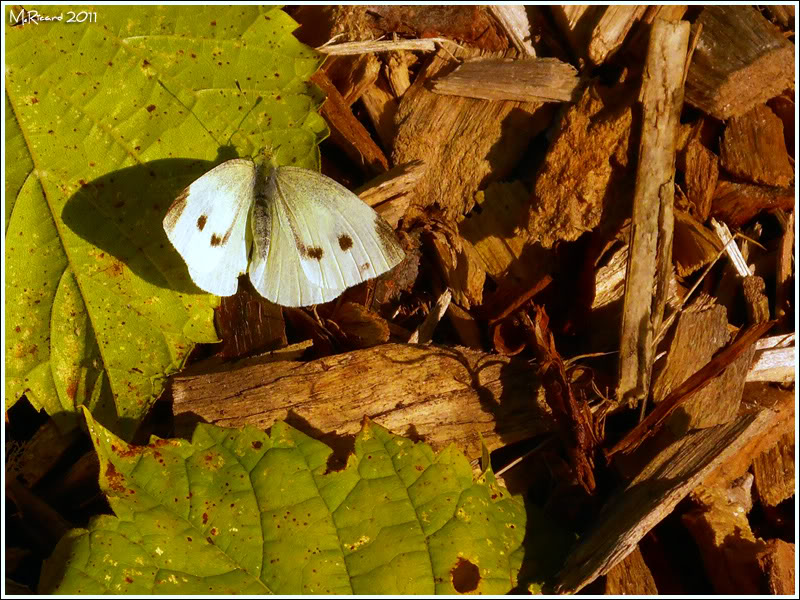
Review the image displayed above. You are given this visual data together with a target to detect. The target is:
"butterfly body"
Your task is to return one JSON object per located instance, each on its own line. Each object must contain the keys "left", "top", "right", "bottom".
{"left": 163, "top": 156, "right": 405, "bottom": 306}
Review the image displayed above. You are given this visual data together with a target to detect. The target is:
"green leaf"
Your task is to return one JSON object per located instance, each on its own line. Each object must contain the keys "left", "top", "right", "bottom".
{"left": 40, "top": 411, "right": 549, "bottom": 595}
{"left": 4, "top": 6, "right": 327, "bottom": 436}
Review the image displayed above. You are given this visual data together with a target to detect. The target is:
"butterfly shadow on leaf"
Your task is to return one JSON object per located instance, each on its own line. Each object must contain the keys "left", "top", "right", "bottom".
{"left": 62, "top": 156, "right": 238, "bottom": 295}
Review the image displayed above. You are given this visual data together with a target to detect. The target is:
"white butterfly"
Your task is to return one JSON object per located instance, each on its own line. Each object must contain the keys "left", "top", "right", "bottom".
{"left": 163, "top": 155, "right": 405, "bottom": 306}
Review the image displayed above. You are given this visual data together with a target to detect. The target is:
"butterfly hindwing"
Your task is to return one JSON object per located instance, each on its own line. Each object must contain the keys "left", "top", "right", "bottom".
{"left": 266, "top": 166, "right": 405, "bottom": 292}
{"left": 248, "top": 186, "right": 346, "bottom": 306}
{"left": 163, "top": 159, "right": 256, "bottom": 295}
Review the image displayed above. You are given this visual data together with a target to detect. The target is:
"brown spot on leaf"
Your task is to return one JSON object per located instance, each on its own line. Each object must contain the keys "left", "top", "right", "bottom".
{"left": 105, "top": 463, "right": 126, "bottom": 494}
{"left": 146, "top": 104, "right": 156, "bottom": 112}
{"left": 202, "top": 512, "right": 208, "bottom": 524}
{"left": 338, "top": 234, "right": 353, "bottom": 251}
{"left": 451, "top": 557, "right": 480, "bottom": 593}
{"left": 252, "top": 441, "right": 263, "bottom": 449}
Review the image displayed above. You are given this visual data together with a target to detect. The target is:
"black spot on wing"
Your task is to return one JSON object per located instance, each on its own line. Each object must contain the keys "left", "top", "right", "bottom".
{"left": 360, "top": 262, "right": 370, "bottom": 273}
{"left": 338, "top": 234, "right": 353, "bottom": 251}
{"left": 210, "top": 234, "right": 222, "bottom": 247}
{"left": 307, "top": 246, "right": 324, "bottom": 260}
{"left": 197, "top": 215, "right": 207, "bottom": 231}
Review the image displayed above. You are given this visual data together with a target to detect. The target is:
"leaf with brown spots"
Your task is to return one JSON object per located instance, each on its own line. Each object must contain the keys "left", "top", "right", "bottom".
{"left": 38, "top": 409, "right": 563, "bottom": 595}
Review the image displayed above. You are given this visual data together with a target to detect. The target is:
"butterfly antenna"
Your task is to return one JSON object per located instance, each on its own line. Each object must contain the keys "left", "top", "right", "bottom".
{"left": 156, "top": 79, "right": 223, "bottom": 148}
{"left": 229, "top": 80, "right": 264, "bottom": 147}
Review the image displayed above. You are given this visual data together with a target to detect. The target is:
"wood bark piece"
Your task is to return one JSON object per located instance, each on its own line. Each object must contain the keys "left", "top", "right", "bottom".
{"left": 617, "top": 20, "right": 689, "bottom": 408}
{"left": 360, "top": 75, "right": 398, "bottom": 150}
{"left": 311, "top": 70, "right": 389, "bottom": 174}
{"left": 426, "top": 224, "right": 486, "bottom": 309}
{"left": 555, "top": 399, "right": 783, "bottom": 593}
{"left": 171, "top": 343, "right": 551, "bottom": 460}
{"left": 431, "top": 57, "right": 579, "bottom": 103}
{"left": 710, "top": 179, "right": 795, "bottom": 228}
{"left": 684, "top": 5, "right": 796, "bottom": 120}
{"left": 392, "top": 45, "right": 551, "bottom": 224}
{"left": 603, "top": 545, "right": 658, "bottom": 595}
{"left": 753, "top": 430, "right": 795, "bottom": 507}
{"left": 720, "top": 104, "right": 794, "bottom": 187}
{"left": 214, "top": 288, "right": 286, "bottom": 360}
{"left": 683, "top": 474, "right": 765, "bottom": 594}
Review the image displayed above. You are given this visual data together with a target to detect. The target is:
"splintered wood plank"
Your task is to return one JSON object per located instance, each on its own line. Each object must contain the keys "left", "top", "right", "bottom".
{"left": 171, "top": 343, "right": 552, "bottom": 459}
{"left": 431, "top": 57, "right": 579, "bottom": 103}
{"left": 555, "top": 399, "right": 783, "bottom": 593}
{"left": 392, "top": 46, "right": 551, "bottom": 224}
{"left": 684, "top": 5, "right": 795, "bottom": 120}
{"left": 617, "top": 20, "right": 689, "bottom": 408}
{"left": 720, "top": 104, "right": 794, "bottom": 187}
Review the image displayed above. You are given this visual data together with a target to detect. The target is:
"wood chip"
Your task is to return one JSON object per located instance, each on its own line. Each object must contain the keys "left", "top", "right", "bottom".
{"left": 171, "top": 343, "right": 552, "bottom": 459}
{"left": 710, "top": 179, "right": 795, "bottom": 228}
{"left": 752, "top": 431, "right": 795, "bottom": 507}
{"left": 393, "top": 45, "right": 551, "bottom": 224}
{"left": 431, "top": 57, "right": 579, "bottom": 103}
{"left": 747, "top": 333, "right": 796, "bottom": 383}
{"left": 611, "top": 320, "right": 775, "bottom": 456}
{"left": 487, "top": 5, "right": 537, "bottom": 57}
{"left": 603, "top": 545, "right": 659, "bottom": 595}
{"left": 683, "top": 474, "right": 764, "bottom": 594}
{"left": 311, "top": 69, "right": 389, "bottom": 174}
{"left": 357, "top": 159, "right": 425, "bottom": 227}
{"left": 409, "top": 288, "right": 451, "bottom": 344}
{"left": 720, "top": 104, "right": 794, "bottom": 187}
{"left": 685, "top": 6, "right": 796, "bottom": 119}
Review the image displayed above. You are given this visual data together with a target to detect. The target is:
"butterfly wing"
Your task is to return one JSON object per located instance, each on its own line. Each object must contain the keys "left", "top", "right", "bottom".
{"left": 266, "top": 166, "right": 405, "bottom": 292}
{"left": 163, "top": 159, "right": 256, "bottom": 296}
{"left": 248, "top": 188, "right": 347, "bottom": 306}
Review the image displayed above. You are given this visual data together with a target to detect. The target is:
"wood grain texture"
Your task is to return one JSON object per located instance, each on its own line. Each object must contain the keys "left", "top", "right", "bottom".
{"left": 171, "top": 343, "right": 552, "bottom": 459}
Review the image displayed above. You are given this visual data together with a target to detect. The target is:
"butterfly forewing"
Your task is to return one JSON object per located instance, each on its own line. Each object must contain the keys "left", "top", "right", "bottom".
{"left": 163, "top": 159, "right": 256, "bottom": 295}
{"left": 268, "top": 167, "right": 405, "bottom": 291}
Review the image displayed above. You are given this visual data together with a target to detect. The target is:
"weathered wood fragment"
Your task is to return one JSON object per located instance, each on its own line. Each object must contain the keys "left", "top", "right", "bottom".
{"left": 432, "top": 57, "right": 579, "bottom": 103}
{"left": 171, "top": 343, "right": 551, "bottom": 459}
{"left": 617, "top": 20, "right": 689, "bottom": 408}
